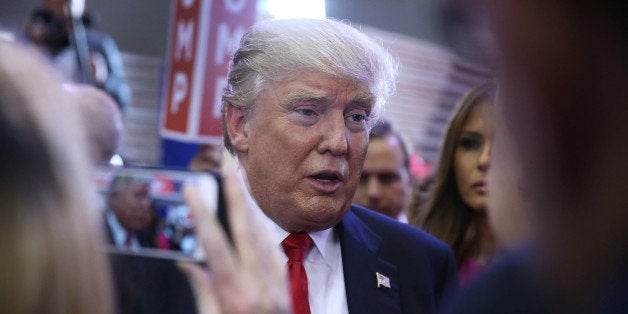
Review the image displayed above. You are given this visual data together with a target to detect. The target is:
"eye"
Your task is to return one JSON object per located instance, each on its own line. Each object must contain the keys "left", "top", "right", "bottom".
{"left": 345, "top": 107, "right": 369, "bottom": 125}
{"left": 345, "top": 109, "right": 369, "bottom": 131}
{"left": 298, "top": 108, "right": 316, "bottom": 116}
{"left": 348, "top": 113, "right": 366, "bottom": 123}
{"left": 378, "top": 172, "right": 401, "bottom": 184}
{"left": 459, "top": 137, "right": 482, "bottom": 150}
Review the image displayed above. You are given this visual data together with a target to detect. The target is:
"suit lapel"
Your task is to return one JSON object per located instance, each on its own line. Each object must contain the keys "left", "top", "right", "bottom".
{"left": 338, "top": 207, "right": 401, "bottom": 313}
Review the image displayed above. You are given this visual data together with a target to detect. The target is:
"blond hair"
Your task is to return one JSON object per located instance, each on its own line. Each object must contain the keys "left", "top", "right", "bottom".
{"left": 0, "top": 41, "right": 113, "bottom": 314}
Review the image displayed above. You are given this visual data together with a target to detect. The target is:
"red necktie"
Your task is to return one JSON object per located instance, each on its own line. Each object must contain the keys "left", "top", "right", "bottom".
{"left": 282, "top": 232, "right": 313, "bottom": 314}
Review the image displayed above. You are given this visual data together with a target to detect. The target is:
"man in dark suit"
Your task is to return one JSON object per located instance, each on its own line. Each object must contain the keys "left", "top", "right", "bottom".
{"left": 102, "top": 174, "right": 198, "bottom": 314}
{"left": 219, "top": 18, "right": 458, "bottom": 313}
{"left": 104, "top": 175, "right": 154, "bottom": 248}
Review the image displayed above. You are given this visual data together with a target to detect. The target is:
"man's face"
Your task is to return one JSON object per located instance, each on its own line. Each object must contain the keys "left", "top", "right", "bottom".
{"left": 108, "top": 182, "right": 152, "bottom": 232}
{"left": 353, "top": 135, "right": 412, "bottom": 219}
{"left": 229, "top": 71, "right": 373, "bottom": 232}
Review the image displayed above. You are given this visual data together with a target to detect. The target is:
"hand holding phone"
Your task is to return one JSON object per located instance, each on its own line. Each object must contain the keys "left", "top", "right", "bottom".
{"left": 178, "top": 154, "right": 291, "bottom": 314}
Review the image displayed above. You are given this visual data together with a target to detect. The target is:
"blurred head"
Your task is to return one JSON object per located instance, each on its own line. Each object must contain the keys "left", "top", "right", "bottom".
{"left": 0, "top": 40, "right": 111, "bottom": 313}
{"left": 478, "top": 0, "right": 628, "bottom": 237}
{"left": 107, "top": 176, "right": 153, "bottom": 232}
{"left": 222, "top": 18, "right": 397, "bottom": 232}
{"left": 64, "top": 83, "right": 123, "bottom": 164}
{"left": 478, "top": 1, "right": 628, "bottom": 304}
{"left": 353, "top": 120, "right": 414, "bottom": 219}
{"left": 485, "top": 89, "right": 531, "bottom": 249}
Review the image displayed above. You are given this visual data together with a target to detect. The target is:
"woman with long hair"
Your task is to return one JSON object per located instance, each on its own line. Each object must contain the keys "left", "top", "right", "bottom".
{"left": 410, "top": 81, "right": 497, "bottom": 286}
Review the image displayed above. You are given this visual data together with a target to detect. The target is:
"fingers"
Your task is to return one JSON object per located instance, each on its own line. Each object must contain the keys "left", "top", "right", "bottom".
{"left": 184, "top": 152, "right": 290, "bottom": 313}
{"left": 221, "top": 155, "right": 280, "bottom": 281}
{"left": 182, "top": 183, "right": 238, "bottom": 288}
{"left": 221, "top": 154, "right": 291, "bottom": 312}
{"left": 221, "top": 154, "right": 261, "bottom": 274}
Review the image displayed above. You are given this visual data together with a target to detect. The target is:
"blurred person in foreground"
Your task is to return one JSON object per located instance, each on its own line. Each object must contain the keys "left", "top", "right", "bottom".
{"left": 0, "top": 39, "right": 112, "bottom": 314}
{"left": 0, "top": 39, "right": 291, "bottom": 314}
{"left": 446, "top": 0, "right": 628, "bottom": 313}
{"left": 64, "top": 82, "right": 125, "bottom": 165}
{"left": 411, "top": 82, "right": 498, "bottom": 287}
{"left": 352, "top": 119, "right": 415, "bottom": 221}
{"left": 183, "top": 18, "right": 458, "bottom": 314}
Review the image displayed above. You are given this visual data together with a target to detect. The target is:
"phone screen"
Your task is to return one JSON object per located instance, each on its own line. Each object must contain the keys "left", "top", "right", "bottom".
{"left": 91, "top": 166, "right": 219, "bottom": 263}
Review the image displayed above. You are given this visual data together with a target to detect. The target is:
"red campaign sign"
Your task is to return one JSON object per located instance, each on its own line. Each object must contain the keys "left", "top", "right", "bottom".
{"left": 161, "top": 0, "right": 258, "bottom": 143}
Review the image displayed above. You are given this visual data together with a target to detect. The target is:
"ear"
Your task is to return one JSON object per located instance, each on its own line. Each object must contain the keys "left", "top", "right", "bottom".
{"left": 224, "top": 103, "right": 249, "bottom": 153}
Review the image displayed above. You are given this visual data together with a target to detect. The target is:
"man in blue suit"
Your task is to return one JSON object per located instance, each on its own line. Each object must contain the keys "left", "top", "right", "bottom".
{"left": 220, "top": 18, "right": 458, "bottom": 313}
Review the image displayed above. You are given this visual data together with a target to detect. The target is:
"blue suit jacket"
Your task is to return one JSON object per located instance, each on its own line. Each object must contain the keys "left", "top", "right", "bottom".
{"left": 339, "top": 205, "right": 459, "bottom": 313}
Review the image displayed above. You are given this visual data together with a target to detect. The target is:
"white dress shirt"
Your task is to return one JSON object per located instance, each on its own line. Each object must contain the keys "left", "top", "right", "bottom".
{"left": 106, "top": 210, "right": 140, "bottom": 249}
{"left": 271, "top": 223, "right": 349, "bottom": 314}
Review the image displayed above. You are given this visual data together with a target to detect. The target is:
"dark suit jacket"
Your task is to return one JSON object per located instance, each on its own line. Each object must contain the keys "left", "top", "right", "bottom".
{"left": 443, "top": 247, "right": 628, "bottom": 314}
{"left": 340, "top": 205, "right": 459, "bottom": 314}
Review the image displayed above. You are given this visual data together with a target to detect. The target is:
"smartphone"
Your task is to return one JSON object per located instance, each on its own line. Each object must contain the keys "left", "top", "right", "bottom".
{"left": 91, "top": 165, "right": 220, "bottom": 263}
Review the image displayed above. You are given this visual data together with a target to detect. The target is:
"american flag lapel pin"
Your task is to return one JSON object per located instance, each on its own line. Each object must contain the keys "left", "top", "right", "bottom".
{"left": 376, "top": 272, "right": 390, "bottom": 288}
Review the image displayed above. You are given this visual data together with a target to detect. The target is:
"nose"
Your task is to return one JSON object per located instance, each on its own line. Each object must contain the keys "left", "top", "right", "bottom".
{"left": 317, "top": 112, "right": 348, "bottom": 156}
{"left": 367, "top": 177, "right": 382, "bottom": 199}
{"left": 478, "top": 142, "right": 491, "bottom": 171}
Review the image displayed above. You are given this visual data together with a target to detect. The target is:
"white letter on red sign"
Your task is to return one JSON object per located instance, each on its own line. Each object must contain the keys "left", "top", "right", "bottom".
{"left": 215, "top": 23, "right": 245, "bottom": 65}
{"left": 224, "top": 0, "right": 246, "bottom": 13}
{"left": 170, "top": 72, "right": 188, "bottom": 114}
{"left": 175, "top": 20, "right": 195, "bottom": 61}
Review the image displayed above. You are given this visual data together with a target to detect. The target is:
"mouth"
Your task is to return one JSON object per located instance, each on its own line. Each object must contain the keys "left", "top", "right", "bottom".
{"left": 310, "top": 170, "right": 345, "bottom": 182}
{"left": 307, "top": 170, "right": 345, "bottom": 193}
{"left": 472, "top": 181, "right": 487, "bottom": 194}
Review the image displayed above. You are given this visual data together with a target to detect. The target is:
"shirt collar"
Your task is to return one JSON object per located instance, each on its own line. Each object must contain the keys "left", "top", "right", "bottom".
{"left": 236, "top": 166, "right": 339, "bottom": 269}
{"left": 106, "top": 209, "right": 128, "bottom": 246}
{"left": 270, "top": 220, "right": 335, "bottom": 269}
